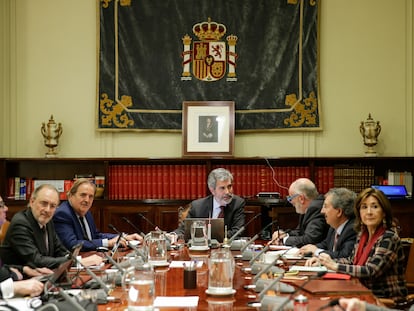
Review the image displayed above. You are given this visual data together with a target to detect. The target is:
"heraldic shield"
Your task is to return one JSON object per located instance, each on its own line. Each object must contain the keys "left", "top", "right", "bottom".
{"left": 193, "top": 41, "right": 226, "bottom": 81}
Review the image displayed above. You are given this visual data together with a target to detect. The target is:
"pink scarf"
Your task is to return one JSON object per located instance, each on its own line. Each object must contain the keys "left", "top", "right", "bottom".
{"left": 353, "top": 226, "right": 386, "bottom": 265}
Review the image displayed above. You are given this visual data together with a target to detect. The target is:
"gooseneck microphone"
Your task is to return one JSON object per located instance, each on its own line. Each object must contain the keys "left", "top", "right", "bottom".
{"left": 122, "top": 216, "right": 146, "bottom": 237}
{"left": 227, "top": 213, "right": 262, "bottom": 244}
{"left": 73, "top": 256, "right": 109, "bottom": 293}
{"left": 138, "top": 213, "right": 172, "bottom": 244}
{"left": 273, "top": 270, "right": 328, "bottom": 311}
{"left": 253, "top": 256, "right": 280, "bottom": 282}
{"left": 108, "top": 224, "right": 125, "bottom": 256}
{"left": 240, "top": 220, "right": 278, "bottom": 253}
{"left": 258, "top": 272, "right": 285, "bottom": 300}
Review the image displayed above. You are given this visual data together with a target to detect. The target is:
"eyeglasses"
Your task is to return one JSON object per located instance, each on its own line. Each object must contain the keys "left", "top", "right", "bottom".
{"left": 0, "top": 201, "right": 4, "bottom": 208}
{"left": 287, "top": 193, "right": 300, "bottom": 203}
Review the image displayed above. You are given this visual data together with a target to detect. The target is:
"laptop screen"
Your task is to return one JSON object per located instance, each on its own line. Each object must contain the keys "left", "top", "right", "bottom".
{"left": 184, "top": 218, "right": 225, "bottom": 242}
{"left": 371, "top": 185, "right": 409, "bottom": 199}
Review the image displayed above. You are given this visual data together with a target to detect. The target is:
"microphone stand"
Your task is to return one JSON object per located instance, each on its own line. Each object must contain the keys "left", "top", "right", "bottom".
{"left": 122, "top": 216, "right": 146, "bottom": 237}
{"left": 73, "top": 256, "right": 110, "bottom": 294}
{"left": 227, "top": 213, "right": 262, "bottom": 245}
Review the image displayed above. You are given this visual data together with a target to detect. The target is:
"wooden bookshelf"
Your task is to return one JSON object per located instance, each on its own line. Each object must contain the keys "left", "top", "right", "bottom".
{"left": 1, "top": 157, "right": 413, "bottom": 237}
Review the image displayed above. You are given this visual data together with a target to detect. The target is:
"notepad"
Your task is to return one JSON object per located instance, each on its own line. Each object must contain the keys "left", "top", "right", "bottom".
{"left": 289, "top": 265, "right": 327, "bottom": 272}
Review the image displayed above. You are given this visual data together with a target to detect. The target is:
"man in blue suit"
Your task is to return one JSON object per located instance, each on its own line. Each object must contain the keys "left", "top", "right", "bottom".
{"left": 53, "top": 178, "right": 142, "bottom": 251}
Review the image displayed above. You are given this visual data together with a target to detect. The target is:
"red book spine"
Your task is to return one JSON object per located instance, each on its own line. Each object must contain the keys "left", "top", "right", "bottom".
{"left": 162, "top": 165, "right": 169, "bottom": 199}
{"left": 190, "top": 165, "right": 197, "bottom": 199}
{"left": 7, "top": 177, "right": 15, "bottom": 200}
{"left": 156, "top": 164, "right": 163, "bottom": 199}
{"left": 131, "top": 165, "right": 138, "bottom": 200}
{"left": 169, "top": 165, "right": 176, "bottom": 200}
{"left": 197, "top": 165, "right": 205, "bottom": 198}
{"left": 127, "top": 164, "right": 133, "bottom": 200}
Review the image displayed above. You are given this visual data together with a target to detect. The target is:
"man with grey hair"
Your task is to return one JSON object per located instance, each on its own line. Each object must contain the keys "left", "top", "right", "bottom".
{"left": 272, "top": 178, "right": 328, "bottom": 247}
{"left": 175, "top": 167, "right": 245, "bottom": 239}
{"left": 299, "top": 187, "right": 357, "bottom": 259}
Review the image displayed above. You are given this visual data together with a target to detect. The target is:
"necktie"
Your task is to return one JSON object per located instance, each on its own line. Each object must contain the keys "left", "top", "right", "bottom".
{"left": 79, "top": 216, "right": 90, "bottom": 240}
{"left": 333, "top": 233, "right": 339, "bottom": 251}
{"left": 42, "top": 226, "right": 49, "bottom": 252}
{"left": 218, "top": 206, "right": 225, "bottom": 218}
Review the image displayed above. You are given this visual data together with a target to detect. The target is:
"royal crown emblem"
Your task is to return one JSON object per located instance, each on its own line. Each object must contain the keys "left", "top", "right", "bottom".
{"left": 181, "top": 18, "right": 238, "bottom": 82}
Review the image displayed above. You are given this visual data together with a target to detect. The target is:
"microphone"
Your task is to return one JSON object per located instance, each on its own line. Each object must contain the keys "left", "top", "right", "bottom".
{"left": 122, "top": 216, "right": 146, "bottom": 237}
{"left": 138, "top": 213, "right": 158, "bottom": 230}
{"left": 138, "top": 213, "right": 172, "bottom": 248}
{"left": 228, "top": 213, "right": 262, "bottom": 245}
{"left": 249, "top": 244, "right": 270, "bottom": 265}
{"left": 271, "top": 270, "right": 328, "bottom": 311}
{"left": 57, "top": 288, "right": 91, "bottom": 311}
{"left": 240, "top": 220, "right": 278, "bottom": 254}
{"left": 316, "top": 298, "right": 340, "bottom": 311}
{"left": 108, "top": 224, "right": 125, "bottom": 256}
{"left": 73, "top": 256, "right": 110, "bottom": 293}
{"left": 258, "top": 272, "right": 285, "bottom": 300}
{"left": 253, "top": 256, "right": 280, "bottom": 282}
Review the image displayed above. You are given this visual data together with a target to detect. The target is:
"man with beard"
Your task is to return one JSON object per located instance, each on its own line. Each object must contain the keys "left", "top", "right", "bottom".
{"left": 175, "top": 168, "right": 245, "bottom": 239}
{"left": 272, "top": 178, "right": 329, "bottom": 247}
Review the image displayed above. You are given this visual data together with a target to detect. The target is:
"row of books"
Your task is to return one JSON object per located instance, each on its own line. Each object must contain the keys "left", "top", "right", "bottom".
{"left": 387, "top": 171, "right": 413, "bottom": 195}
{"left": 108, "top": 164, "right": 312, "bottom": 200}
{"left": 6, "top": 175, "right": 104, "bottom": 201}
{"left": 7, "top": 178, "right": 74, "bottom": 200}
{"left": 333, "top": 165, "right": 376, "bottom": 193}
{"left": 7, "top": 165, "right": 408, "bottom": 201}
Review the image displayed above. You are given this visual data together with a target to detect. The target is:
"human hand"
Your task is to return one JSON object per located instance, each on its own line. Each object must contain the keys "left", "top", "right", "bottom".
{"left": 318, "top": 253, "right": 338, "bottom": 271}
{"left": 9, "top": 267, "right": 23, "bottom": 280}
{"left": 125, "top": 233, "right": 143, "bottom": 242}
{"left": 271, "top": 230, "right": 287, "bottom": 245}
{"left": 337, "top": 298, "right": 366, "bottom": 311}
{"left": 81, "top": 254, "right": 104, "bottom": 267}
{"left": 304, "top": 256, "right": 320, "bottom": 267}
{"left": 23, "top": 266, "right": 53, "bottom": 277}
{"left": 13, "top": 279, "right": 44, "bottom": 297}
{"left": 298, "top": 244, "right": 317, "bottom": 256}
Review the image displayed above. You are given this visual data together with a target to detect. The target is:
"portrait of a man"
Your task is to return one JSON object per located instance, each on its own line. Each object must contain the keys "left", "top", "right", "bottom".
{"left": 199, "top": 116, "right": 218, "bottom": 142}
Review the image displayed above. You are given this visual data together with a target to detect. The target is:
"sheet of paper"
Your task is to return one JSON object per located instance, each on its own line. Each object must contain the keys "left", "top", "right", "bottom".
{"left": 154, "top": 296, "right": 199, "bottom": 307}
{"left": 289, "top": 265, "right": 328, "bottom": 272}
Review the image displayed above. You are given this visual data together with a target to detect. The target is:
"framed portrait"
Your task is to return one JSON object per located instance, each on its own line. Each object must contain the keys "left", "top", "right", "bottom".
{"left": 182, "top": 101, "right": 235, "bottom": 157}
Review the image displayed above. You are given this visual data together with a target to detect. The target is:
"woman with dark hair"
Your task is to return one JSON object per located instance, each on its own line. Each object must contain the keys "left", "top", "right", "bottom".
{"left": 316, "top": 188, "right": 407, "bottom": 299}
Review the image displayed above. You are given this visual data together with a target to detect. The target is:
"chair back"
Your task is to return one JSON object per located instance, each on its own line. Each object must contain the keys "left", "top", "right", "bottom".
{"left": 406, "top": 241, "right": 414, "bottom": 285}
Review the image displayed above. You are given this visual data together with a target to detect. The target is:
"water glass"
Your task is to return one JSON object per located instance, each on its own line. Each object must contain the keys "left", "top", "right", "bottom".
{"left": 124, "top": 263, "right": 155, "bottom": 311}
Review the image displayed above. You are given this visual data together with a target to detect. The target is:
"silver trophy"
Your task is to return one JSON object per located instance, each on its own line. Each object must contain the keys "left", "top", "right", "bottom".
{"left": 41, "top": 115, "right": 63, "bottom": 157}
{"left": 359, "top": 113, "right": 381, "bottom": 156}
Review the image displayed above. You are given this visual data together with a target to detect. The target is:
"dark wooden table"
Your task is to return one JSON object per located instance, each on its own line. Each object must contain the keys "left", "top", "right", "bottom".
{"left": 92, "top": 246, "right": 381, "bottom": 311}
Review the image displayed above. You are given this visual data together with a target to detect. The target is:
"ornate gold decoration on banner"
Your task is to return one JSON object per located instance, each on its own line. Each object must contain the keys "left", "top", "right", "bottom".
{"left": 283, "top": 92, "right": 318, "bottom": 127}
{"left": 101, "top": 0, "right": 131, "bottom": 9}
{"left": 100, "top": 93, "right": 134, "bottom": 128}
{"left": 360, "top": 113, "right": 381, "bottom": 157}
{"left": 41, "top": 115, "right": 63, "bottom": 158}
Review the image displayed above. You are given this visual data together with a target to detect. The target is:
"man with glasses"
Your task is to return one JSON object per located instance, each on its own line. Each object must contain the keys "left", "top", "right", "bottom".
{"left": 1, "top": 184, "right": 103, "bottom": 269}
{"left": 271, "top": 178, "right": 328, "bottom": 247}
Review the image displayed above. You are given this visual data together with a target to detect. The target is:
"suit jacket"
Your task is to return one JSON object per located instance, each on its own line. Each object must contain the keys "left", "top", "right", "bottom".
{"left": 285, "top": 194, "right": 329, "bottom": 247}
{"left": 316, "top": 218, "right": 357, "bottom": 258}
{"left": 53, "top": 201, "right": 117, "bottom": 251}
{"left": 175, "top": 194, "right": 245, "bottom": 238}
{"left": 1, "top": 208, "right": 69, "bottom": 269}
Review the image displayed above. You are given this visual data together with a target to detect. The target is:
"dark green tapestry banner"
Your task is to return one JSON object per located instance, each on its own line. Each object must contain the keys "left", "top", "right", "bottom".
{"left": 98, "top": 0, "right": 321, "bottom": 131}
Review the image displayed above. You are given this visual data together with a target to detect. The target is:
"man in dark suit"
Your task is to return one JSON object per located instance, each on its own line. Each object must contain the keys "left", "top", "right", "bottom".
{"left": 272, "top": 178, "right": 329, "bottom": 247}
{"left": 53, "top": 178, "right": 142, "bottom": 252}
{"left": 175, "top": 168, "right": 245, "bottom": 239}
{"left": 1, "top": 184, "right": 103, "bottom": 269}
{"left": 298, "top": 187, "right": 357, "bottom": 259}
{"left": 2, "top": 184, "right": 73, "bottom": 269}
